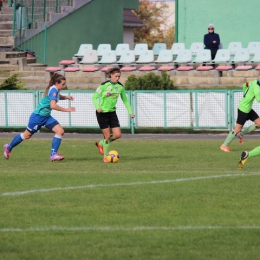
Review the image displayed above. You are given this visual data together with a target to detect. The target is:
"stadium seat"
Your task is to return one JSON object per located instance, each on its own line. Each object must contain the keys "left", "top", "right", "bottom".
{"left": 98, "top": 51, "right": 117, "bottom": 64}
{"left": 231, "top": 48, "right": 250, "bottom": 64}
{"left": 79, "top": 50, "right": 98, "bottom": 64}
{"left": 74, "top": 44, "right": 93, "bottom": 58}
{"left": 45, "top": 67, "right": 61, "bottom": 72}
{"left": 249, "top": 49, "right": 260, "bottom": 63}
{"left": 155, "top": 50, "right": 173, "bottom": 63}
{"left": 247, "top": 42, "right": 260, "bottom": 55}
{"left": 117, "top": 50, "right": 135, "bottom": 64}
{"left": 64, "top": 67, "right": 80, "bottom": 72}
{"left": 215, "top": 65, "right": 232, "bottom": 71}
{"left": 115, "top": 43, "right": 130, "bottom": 57}
{"left": 158, "top": 66, "right": 174, "bottom": 71}
{"left": 139, "top": 66, "right": 156, "bottom": 71}
{"left": 81, "top": 67, "right": 99, "bottom": 72}
{"left": 227, "top": 42, "right": 242, "bottom": 55}
{"left": 192, "top": 49, "right": 211, "bottom": 64}
{"left": 174, "top": 50, "right": 192, "bottom": 64}
{"left": 177, "top": 66, "right": 193, "bottom": 71}
{"left": 58, "top": 60, "right": 75, "bottom": 69}
{"left": 171, "top": 43, "right": 185, "bottom": 56}
{"left": 152, "top": 43, "right": 167, "bottom": 55}
{"left": 134, "top": 43, "right": 148, "bottom": 57}
{"left": 120, "top": 67, "right": 137, "bottom": 72}
{"left": 255, "top": 65, "right": 260, "bottom": 70}
{"left": 212, "top": 49, "right": 231, "bottom": 64}
{"left": 196, "top": 65, "right": 213, "bottom": 71}
{"left": 190, "top": 42, "right": 204, "bottom": 55}
{"left": 136, "top": 50, "right": 154, "bottom": 63}
{"left": 97, "top": 44, "right": 112, "bottom": 57}
{"left": 235, "top": 65, "right": 252, "bottom": 71}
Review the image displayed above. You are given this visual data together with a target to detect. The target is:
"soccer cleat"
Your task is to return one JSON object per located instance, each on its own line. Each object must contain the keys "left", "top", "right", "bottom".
{"left": 103, "top": 158, "right": 109, "bottom": 163}
{"left": 238, "top": 151, "right": 249, "bottom": 169}
{"left": 95, "top": 142, "right": 104, "bottom": 155}
{"left": 239, "top": 135, "right": 244, "bottom": 144}
{"left": 50, "top": 153, "right": 65, "bottom": 161}
{"left": 220, "top": 145, "right": 230, "bottom": 152}
{"left": 3, "top": 144, "right": 11, "bottom": 160}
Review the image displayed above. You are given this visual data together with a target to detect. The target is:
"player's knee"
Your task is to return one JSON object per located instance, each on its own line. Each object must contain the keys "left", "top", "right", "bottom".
{"left": 113, "top": 133, "right": 121, "bottom": 140}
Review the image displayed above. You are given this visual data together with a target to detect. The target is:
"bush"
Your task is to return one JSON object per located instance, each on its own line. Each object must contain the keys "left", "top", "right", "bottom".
{"left": 0, "top": 74, "right": 25, "bottom": 90}
{"left": 125, "top": 71, "right": 174, "bottom": 90}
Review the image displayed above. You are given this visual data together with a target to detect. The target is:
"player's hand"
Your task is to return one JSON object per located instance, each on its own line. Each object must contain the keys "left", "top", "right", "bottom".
{"left": 67, "top": 96, "right": 74, "bottom": 101}
{"left": 68, "top": 107, "right": 76, "bottom": 112}
{"left": 97, "top": 108, "right": 102, "bottom": 113}
{"left": 130, "top": 114, "right": 135, "bottom": 118}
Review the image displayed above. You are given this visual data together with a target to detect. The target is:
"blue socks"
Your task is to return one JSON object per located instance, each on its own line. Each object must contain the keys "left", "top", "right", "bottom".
{"left": 51, "top": 134, "right": 62, "bottom": 156}
{"left": 8, "top": 133, "right": 25, "bottom": 152}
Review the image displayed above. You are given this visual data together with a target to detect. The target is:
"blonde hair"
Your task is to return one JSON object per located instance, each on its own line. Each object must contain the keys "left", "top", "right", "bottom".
{"left": 44, "top": 73, "right": 66, "bottom": 96}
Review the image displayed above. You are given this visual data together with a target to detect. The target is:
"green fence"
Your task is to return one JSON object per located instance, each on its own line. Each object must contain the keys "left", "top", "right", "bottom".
{"left": 1, "top": 90, "right": 258, "bottom": 133}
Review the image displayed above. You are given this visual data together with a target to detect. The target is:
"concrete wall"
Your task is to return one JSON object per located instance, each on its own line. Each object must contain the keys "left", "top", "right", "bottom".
{"left": 176, "top": 0, "right": 260, "bottom": 49}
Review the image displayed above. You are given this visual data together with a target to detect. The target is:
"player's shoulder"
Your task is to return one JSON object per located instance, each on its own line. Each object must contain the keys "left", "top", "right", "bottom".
{"left": 100, "top": 80, "right": 110, "bottom": 86}
{"left": 117, "top": 81, "right": 124, "bottom": 87}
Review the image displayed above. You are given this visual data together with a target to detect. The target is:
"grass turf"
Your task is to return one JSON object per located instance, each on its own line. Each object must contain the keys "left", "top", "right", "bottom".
{"left": 1, "top": 138, "right": 260, "bottom": 260}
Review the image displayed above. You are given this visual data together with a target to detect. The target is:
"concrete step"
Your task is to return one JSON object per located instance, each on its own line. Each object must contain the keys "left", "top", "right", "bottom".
{"left": 0, "top": 44, "right": 13, "bottom": 52}
{"left": 0, "top": 30, "right": 12, "bottom": 36}
{"left": 0, "top": 52, "right": 26, "bottom": 58}
{"left": 0, "top": 64, "right": 19, "bottom": 71}
{"left": 10, "top": 70, "right": 46, "bottom": 77}
{"left": 1, "top": 7, "right": 13, "bottom": 14}
{"left": 0, "top": 37, "right": 15, "bottom": 46}
{"left": 0, "top": 22, "right": 13, "bottom": 30}
{"left": 0, "top": 14, "right": 13, "bottom": 22}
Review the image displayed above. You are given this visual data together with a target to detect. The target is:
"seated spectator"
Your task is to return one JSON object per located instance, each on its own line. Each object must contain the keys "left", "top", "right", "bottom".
{"left": 204, "top": 23, "right": 220, "bottom": 60}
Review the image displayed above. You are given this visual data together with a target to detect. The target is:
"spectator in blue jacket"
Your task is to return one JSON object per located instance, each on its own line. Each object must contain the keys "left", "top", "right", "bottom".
{"left": 204, "top": 23, "right": 220, "bottom": 60}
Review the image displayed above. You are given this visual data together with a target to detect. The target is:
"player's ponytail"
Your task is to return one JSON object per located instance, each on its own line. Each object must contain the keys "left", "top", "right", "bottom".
{"left": 44, "top": 73, "right": 66, "bottom": 96}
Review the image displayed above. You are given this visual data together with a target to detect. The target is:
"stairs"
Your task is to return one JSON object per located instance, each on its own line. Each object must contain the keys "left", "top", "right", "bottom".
{"left": 0, "top": 0, "right": 93, "bottom": 89}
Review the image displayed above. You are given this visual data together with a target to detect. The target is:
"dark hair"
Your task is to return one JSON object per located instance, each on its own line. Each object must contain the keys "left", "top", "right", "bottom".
{"left": 107, "top": 67, "right": 121, "bottom": 78}
{"left": 44, "top": 73, "right": 66, "bottom": 96}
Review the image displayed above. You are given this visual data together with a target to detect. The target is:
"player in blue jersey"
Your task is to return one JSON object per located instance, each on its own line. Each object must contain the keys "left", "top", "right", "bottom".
{"left": 3, "top": 73, "right": 76, "bottom": 161}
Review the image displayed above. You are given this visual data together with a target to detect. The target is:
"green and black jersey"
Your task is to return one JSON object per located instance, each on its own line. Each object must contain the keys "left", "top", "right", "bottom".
{"left": 92, "top": 80, "right": 133, "bottom": 114}
{"left": 238, "top": 80, "right": 260, "bottom": 113}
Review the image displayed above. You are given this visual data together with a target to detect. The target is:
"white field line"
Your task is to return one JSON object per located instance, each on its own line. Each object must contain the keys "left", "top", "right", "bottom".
{"left": 1, "top": 225, "right": 260, "bottom": 232}
{"left": 1, "top": 172, "right": 260, "bottom": 197}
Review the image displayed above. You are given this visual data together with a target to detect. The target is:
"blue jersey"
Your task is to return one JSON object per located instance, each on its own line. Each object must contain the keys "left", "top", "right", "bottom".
{"left": 34, "top": 86, "right": 60, "bottom": 117}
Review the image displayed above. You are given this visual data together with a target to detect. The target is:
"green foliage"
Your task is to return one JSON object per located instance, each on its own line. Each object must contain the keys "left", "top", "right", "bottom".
{"left": 125, "top": 70, "right": 174, "bottom": 90}
{"left": 0, "top": 74, "right": 25, "bottom": 90}
{"left": 133, "top": 0, "right": 174, "bottom": 49}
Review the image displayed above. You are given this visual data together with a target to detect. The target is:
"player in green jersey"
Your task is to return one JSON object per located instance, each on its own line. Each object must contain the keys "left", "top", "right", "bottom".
{"left": 220, "top": 75, "right": 260, "bottom": 153}
{"left": 3, "top": 73, "right": 76, "bottom": 161}
{"left": 92, "top": 67, "right": 135, "bottom": 162}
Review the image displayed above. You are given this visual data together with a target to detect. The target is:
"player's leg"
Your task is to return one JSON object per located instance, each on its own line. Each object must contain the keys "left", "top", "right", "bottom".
{"left": 220, "top": 109, "right": 247, "bottom": 152}
{"left": 220, "top": 123, "right": 243, "bottom": 152}
{"left": 101, "top": 127, "right": 111, "bottom": 162}
{"left": 3, "top": 113, "right": 39, "bottom": 159}
{"left": 239, "top": 111, "right": 260, "bottom": 143}
{"left": 238, "top": 146, "right": 260, "bottom": 169}
{"left": 46, "top": 117, "right": 64, "bottom": 161}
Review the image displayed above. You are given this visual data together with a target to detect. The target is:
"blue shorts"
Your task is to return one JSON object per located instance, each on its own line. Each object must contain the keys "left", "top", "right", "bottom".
{"left": 26, "top": 113, "right": 59, "bottom": 134}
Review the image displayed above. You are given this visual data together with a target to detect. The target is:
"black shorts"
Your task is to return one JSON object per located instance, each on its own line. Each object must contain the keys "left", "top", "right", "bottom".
{"left": 96, "top": 111, "right": 120, "bottom": 129}
{"left": 236, "top": 108, "right": 259, "bottom": 125}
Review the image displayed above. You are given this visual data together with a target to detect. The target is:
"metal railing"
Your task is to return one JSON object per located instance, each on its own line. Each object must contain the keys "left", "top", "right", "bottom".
{"left": 12, "top": 0, "right": 71, "bottom": 63}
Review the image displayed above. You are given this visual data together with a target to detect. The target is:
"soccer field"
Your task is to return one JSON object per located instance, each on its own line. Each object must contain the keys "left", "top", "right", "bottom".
{"left": 1, "top": 137, "right": 260, "bottom": 260}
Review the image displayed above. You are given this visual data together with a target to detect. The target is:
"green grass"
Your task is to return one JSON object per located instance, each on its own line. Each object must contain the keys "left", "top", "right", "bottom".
{"left": 1, "top": 138, "right": 260, "bottom": 260}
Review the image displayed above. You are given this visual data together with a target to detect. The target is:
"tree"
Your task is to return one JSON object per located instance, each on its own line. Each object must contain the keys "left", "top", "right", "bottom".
{"left": 133, "top": 0, "right": 174, "bottom": 49}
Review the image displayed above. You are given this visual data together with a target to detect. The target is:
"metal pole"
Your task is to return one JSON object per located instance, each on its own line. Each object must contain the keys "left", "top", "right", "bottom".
{"left": 175, "top": 0, "right": 178, "bottom": 43}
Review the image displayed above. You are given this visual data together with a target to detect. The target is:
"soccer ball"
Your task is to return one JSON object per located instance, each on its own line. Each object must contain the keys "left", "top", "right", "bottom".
{"left": 106, "top": 150, "right": 120, "bottom": 163}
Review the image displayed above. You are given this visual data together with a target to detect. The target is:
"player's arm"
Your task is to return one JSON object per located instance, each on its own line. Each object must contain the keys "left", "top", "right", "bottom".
{"left": 92, "top": 85, "right": 103, "bottom": 112}
{"left": 254, "top": 86, "right": 260, "bottom": 102}
{"left": 60, "top": 94, "right": 74, "bottom": 101}
{"left": 120, "top": 88, "right": 134, "bottom": 117}
{"left": 50, "top": 100, "right": 75, "bottom": 112}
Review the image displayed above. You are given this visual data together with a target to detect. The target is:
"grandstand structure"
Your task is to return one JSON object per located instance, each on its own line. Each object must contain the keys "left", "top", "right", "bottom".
{"left": 0, "top": 0, "right": 259, "bottom": 89}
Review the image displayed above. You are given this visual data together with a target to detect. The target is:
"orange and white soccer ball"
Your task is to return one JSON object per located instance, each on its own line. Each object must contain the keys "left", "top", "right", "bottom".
{"left": 106, "top": 150, "right": 120, "bottom": 163}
